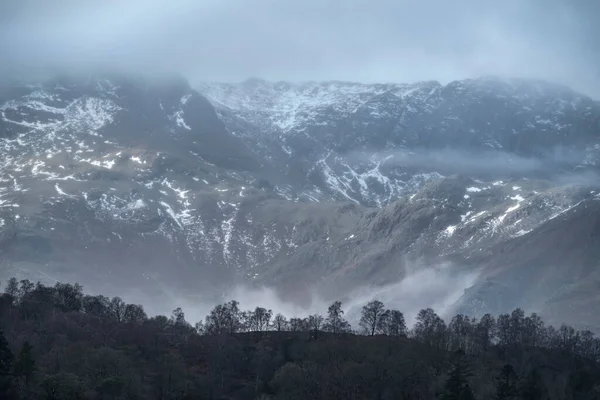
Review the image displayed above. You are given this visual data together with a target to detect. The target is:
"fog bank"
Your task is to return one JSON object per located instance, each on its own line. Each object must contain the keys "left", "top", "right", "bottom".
{"left": 133, "top": 262, "right": 479, "bottom": 329}
{"left": 2, "top": 0, "right": 600, "bottom": 97}
{"left": 349, "top": 147, "right": 593, "bottom": 178}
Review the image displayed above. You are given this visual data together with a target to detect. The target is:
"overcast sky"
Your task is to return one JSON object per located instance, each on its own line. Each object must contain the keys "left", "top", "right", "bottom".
{"left": 1, "top": 0, "right": 599, "bottom": 96}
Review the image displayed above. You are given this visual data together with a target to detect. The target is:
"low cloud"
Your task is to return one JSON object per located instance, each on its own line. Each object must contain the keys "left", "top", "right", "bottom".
{"left": 554, "top": 169, "right": 600, "bottom": 188}
{"left": 346, "top": 147, "right": 592, "bottom": 178}
{"left": 133, "top": 262, "right": 479, "bottom": 329}
{"left": 1, "top": 1, "right": 600, "bottom": 97}
{"left": 341, "top": 262, "right": 480, "bottom": 326}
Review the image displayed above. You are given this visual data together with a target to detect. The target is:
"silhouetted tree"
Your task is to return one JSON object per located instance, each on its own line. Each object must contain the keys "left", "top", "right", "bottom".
{"left": 53, "top": 282, "right": 83, "bottom": 312}
{"left": 82, "top": 294, "right": 110, "bottom": 318}
{"left": 522, "top": 313, "right": 545, "bottom": 347}
{"left": 171, "top": 307, "right": 188, "bottom": 326}
{"left": 204, "top": 300, "right": 242, "bottom": 335}
{"left": 225, "top": 300, "right": 242, "bottom": 334}
{"left": 4, "top": 278, "right": 18, "bottom": 302}
{"left": 109, "top": 296, "right": 127, "bottom": 322}
{"left": 509, "top": 308, "right": 525, "bottom": 344}
{"left": 194, "top": 320, "right": 206, "bottom": 334}
{"left": 271, "top": 313, "right": 289, "bottom": 332}
{"left": 577, "top": 329, "right": 600, "bottom": 359}
{"left": 289, "top": 317, "right": 306, "bottom": 332}
{"left": 497, "top": 313, "right": 511, "bottom": 346}
{"left": 542, "top": 325, "right": 559, "bottom": 348}
{"left": 249, "top": 307, "right": 273, "bottom": 332}
{"left": 476, "top": 314, "right": 496, "bottom": 352}
{"left": 558, "top": 324, "right": 579, "bottom": 353}
{"left": 449, "top": 314, "right": 474, "bottom": 353}
{"left": 307, "top": 314, "right": 324, "bottom": 339}
{"left": 323, "top": 301, "right": 351, "bottom": 336}
{"left": 18, "top": 279, "right": 34, "bottom": 300}
{"left": 359, "top": 300, "right": 386, "bottom": 336}
{"left": 414, "top": 308, "right": 447, "bottom": 349}
{"left": 124, "top": 303, "right": 147, "bottom": 324}
{"left": 381, "top": 309, "right": 407, "bottom": 336}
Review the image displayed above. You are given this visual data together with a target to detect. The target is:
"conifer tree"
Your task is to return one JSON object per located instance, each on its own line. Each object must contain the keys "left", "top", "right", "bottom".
{"left": 441, "top": 350, "right": 474, "bottom": 400}
{"left": 14, "top": 341, "right": 36, "bottom": 387}
{"left": 0, "top": 330, "right": 15, "bottom": 397}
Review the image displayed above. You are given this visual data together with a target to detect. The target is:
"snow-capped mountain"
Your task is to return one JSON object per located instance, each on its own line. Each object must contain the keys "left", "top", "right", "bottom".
{"left": 1, "top": 73, "right": 599, "bottom": 327}
{"left": 199, "top": 77, "right": 600, "bottom": 207}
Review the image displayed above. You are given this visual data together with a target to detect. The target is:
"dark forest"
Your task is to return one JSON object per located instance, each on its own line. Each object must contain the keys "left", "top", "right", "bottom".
{"left": 0, "top": 278, "right": 599, "bottom": 399}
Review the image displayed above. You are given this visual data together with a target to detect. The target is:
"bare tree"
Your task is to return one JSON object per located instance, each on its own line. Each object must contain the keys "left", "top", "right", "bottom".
{"left": 359, "top": 300, "right": 387, "bottom": 336}
{"left": 5, "top": 277, "right": 19, "bottom": 301}
{"left": 413, "top": 308, "right": 447, "bottom": 350}
{"left": 109, "top": 297, "right": 127, "bottom": 322}
{"left": 204, "top": 300, "right": 242, "bottom": 335}
{"left": 558, "top": 324, "right": 579, "bottom": 353}
{"left": 497, "top": 313, "right": 511, "bottom": 346}
{"left": 82, "top": 295, "right": 110, "bottom": 319}
{"left": 448, "top": 314, "right": 474, "bottom": 353}
{"left": 522, "top": 313, "right": 544, "bottom": 347}
{"left": 170, "top": 307, "right": 188, "bottom": 326}
{"left": 18, "top": 279, "right": 34, "bottom": 300}
{"left": 249, "top": 307, "right": 273, "bottom": 332}
{"left": 271, "top": 313, "right": 289, "bottom": 332}
{"left": 289, "top": 318, "right": 306, "bottom": 332}
{"left": 239, "top": 310, "right": 253, "bottom": 332}
{"left": 53, "top": 282, "right": 84, "bottom": 312}
{"left": 194, "top": 320, "right": 206, "bottom": 335}
{"left": 509, "top": 308, "right": 525, "bottom": 344}
{"left": 307, "top": 314, "right": 324, "bottom": 339}
{"left": 124, "top": 304, "right": 147, "bottom": 324}
{"left": 476, "top": 314, "right": 496, "bottom": 352}
{"left": 225, "top": 301, "right": 242, "bottom": 334}
{"left": 381, "top": 309, "right": 406, "bottom": 336}
{"left": 323, "top": 301, "right": 351, "bottom": 336}
{"left": 577, "top": 329, "right": 597, "bottom": 358}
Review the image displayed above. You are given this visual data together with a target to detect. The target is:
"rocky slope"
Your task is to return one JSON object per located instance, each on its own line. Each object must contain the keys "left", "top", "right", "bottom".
{"left": 199, "top": 77, "right": 600, "bottom": 206}
{"left": 1, "top": 73, "right": 599, "bottom": 327}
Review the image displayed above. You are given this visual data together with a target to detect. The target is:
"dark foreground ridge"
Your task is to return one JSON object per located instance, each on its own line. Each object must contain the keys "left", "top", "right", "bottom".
{"left": 0, "top": 278, "right": 600, "bottom": 399}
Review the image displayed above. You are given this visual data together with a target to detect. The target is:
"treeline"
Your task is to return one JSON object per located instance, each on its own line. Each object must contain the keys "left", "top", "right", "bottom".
{"left": 0, "top": 277, "right": 599, "bottom": 399}
{"left": 197, "top": 298, "right": 600, "bottom": 361}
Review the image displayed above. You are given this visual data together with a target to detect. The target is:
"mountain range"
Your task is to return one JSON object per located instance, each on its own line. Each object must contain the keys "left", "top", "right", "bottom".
{"left": 1, "top": 73, "right": 599, "bottom": 328}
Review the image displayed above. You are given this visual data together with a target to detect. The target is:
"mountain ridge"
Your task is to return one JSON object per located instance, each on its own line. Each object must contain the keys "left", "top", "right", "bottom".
{"left": 1, "top": 72, "right": 599, "bottom": 328}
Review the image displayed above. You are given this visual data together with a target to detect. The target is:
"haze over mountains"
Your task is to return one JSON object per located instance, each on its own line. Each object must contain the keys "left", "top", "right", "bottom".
{"left": 0, "top": 72, "right": 599, "bottom": 328}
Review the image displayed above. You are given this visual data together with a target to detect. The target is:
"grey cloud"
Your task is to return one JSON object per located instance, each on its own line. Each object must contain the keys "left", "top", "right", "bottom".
{"left": 1, "top": 0, "right": 600, "bottom": 96}
{"left": 125, "top": 262, "right": 477, "bottom": 328}
{"left": 554, "top": 170, "right": 600, "bottom": 187}
{"left": 349, "top": 147, "right": 591, "bottom": 178}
